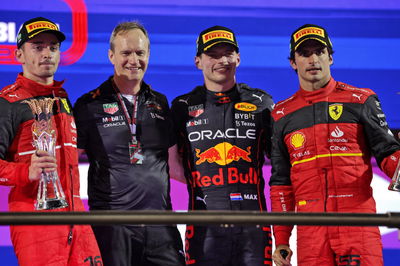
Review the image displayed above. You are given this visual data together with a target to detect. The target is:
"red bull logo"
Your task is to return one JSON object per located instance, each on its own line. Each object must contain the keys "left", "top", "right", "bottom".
{"left": 190, "top": 167, "right": 259, "bottom": 188}
{"left": 195, "top": 142, "right": 251, "bottom": 165}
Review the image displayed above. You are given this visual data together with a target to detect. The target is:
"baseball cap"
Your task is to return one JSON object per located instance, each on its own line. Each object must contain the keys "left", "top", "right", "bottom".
{"left": 196, "top": 25, "right": 239, "bottom": 55}
{"left": 17, "top": 17, "right": 66, "bottom": 48}
{"left": 290, "top": 24, "right": 332, "bottom": 53}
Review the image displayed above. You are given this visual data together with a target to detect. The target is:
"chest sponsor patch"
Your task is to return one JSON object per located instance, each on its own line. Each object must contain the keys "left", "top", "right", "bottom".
{"left": 234, "top": 102, "right": 257, "bottom": 112}
{"left": 188, "top": 104, "right": 204, "bottom": 117}
{"left": 103, "top": 103, "right": 119, "bottom": 115}
{"left": 290, "top": 131, "right": 306, "bottom": 149}
{"left": 145, "top": 100, "right": 162, "bottom": 111}
{"left": 328, "top": 103, "right": 343, "bottom": 120}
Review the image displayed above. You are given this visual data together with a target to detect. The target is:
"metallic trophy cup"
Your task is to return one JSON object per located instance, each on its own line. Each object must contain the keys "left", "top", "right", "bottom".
{"left": 23, "top": 98, "right": 68, "bottom": 210}
{"left": 388, "top": 160, "right": 400, "bottom": 192}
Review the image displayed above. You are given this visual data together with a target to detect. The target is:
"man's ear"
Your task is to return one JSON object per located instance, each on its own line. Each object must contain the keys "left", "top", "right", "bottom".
{"left": 289, "top": 59, "right": 297, "bottom": 71}
{"left": 108, "top": 49, "right": 115, "bottom": 65}
{"left": 329, "top": 54, "right": 333, "bottom": 66}
{"left": 15, "top": 48, "right": 24, "bottom": 64}
{"left": 236, "top": 52, "right": 241, "bottom": 67}
{"left": 194, "top": 55, "right": 202, "bottom": 70}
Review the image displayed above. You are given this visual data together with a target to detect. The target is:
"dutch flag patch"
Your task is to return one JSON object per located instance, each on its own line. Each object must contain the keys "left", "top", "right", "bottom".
{"left": 230, "top": 193, "right": 243, "bottom": 201}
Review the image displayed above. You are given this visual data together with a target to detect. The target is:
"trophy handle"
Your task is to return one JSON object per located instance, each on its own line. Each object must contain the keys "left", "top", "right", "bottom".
{"left": 388, "top": 161, "right": 400, "bottom": 192}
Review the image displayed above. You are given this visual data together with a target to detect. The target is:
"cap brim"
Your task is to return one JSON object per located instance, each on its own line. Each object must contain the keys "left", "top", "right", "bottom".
{"left": 203, "top": 40, "right": 238, "bottom": 53}
{"left": 294, "top": 37, "right": 328, "bottom": 51}
{"left": 29, "top": 29, "right": 66, "bottom": 43}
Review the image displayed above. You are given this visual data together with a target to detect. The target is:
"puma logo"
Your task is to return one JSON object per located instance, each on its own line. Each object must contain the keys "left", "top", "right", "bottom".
{"left": 252, "top": 94, "right": 263, "bottom": 102}
{"left": 196, "top": 195, "right": 207, "bottom": 205}
{"left": 276, "top": 108, "right": 285, "bottom": 115}
{"left": 179, "top": 98, "right": 189, "bottom": 105}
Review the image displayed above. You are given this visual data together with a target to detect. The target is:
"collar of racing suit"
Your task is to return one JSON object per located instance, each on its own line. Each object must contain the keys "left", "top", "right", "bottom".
{"left": 204, "top": 84, "right": 240, "bottom": 104}
{"left": 16, "top": 72, "right": 67, "bottom": 97}
{"left": 298, "top": 77, "right": 337, "bottom": 102}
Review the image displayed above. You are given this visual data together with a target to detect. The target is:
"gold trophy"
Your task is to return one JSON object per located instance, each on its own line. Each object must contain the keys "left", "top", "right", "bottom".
{"left": 23, "top": 98, "right": 68, "bottom": 210}
{"left": 388, "top": 160, "right": 400, "bottom": 192}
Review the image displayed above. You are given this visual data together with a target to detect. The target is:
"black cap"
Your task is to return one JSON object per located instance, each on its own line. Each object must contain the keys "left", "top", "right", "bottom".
{"left": 17, "top": 17, "right": 66, "bottom": 48}
{"left": 196, "top": 26, "right": 239, "bottom": 55}
{"left": 290, "top": 24, "right": 332, "bottom": 53}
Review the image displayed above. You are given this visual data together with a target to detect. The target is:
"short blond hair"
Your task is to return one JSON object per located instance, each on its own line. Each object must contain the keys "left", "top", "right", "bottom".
{"left": 109, "top": 21, "right": 150, "bottom": 51}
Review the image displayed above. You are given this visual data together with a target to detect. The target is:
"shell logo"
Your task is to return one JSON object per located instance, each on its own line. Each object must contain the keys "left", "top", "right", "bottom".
{"left": 234, "top": 102, "right": 257, "bottom": 112}
{"left": 290, "top": 132, "right": 306, "bottom": 149}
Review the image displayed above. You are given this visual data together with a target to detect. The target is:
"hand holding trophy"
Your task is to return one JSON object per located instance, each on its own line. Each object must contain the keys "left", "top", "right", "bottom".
{"left": 23, "top": 98, "right": 68, "bottom": 210}
{"left": 388, "top": 159, "right": 400, "bottom": 192}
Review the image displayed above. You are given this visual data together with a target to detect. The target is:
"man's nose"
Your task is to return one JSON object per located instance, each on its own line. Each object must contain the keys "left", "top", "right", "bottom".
{"left": 42, "top": 47, "right": 53, "bottom": 58}
{"left": 128, "top": 53, "right": 139, "bottom": 64}
{"left": 220, "top": 55, "right": 229, "bottom": 64}
{"left": 309, "top": 53, "right": 319, "bottom": 63}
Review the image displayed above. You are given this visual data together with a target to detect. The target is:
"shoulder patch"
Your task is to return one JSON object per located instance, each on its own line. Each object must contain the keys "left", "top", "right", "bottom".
{"left": 336, "top": 81, "right": 375, "bottom": 103}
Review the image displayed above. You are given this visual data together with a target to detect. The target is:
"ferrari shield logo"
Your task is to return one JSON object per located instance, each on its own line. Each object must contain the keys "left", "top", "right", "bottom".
{"left": 329, "top": 104, "right": 343, "bottom": 120}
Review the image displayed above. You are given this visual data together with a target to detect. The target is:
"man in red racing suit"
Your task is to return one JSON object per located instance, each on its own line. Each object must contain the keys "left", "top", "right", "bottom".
{"left": 269, "top": 24, "right": 400, "bottom": 266}
{"left": 0, "top": 17, "right": 102, "bottom": 266}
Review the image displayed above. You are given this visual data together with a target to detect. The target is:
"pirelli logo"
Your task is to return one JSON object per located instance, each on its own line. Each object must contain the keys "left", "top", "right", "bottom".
{"left": 202, "top": 30, "right": 234, "bottom": 44}
{"left": 26, "top": 21, "right": 58, "bottom": 33}
{"left": 293, "top": 27, "right": 324, "bottom": 42}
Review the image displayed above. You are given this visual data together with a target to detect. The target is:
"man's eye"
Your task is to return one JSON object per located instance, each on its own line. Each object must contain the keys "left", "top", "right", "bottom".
{"left": 299, "top": 51, "right": 309, "bottom": 57}
{"left": 207, "top": 53, "right": 218, "bottom": 58}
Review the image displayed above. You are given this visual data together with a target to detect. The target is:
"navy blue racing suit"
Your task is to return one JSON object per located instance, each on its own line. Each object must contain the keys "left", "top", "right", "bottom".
{"left": 171, "top": 83, "right": 274, "bottom": 266}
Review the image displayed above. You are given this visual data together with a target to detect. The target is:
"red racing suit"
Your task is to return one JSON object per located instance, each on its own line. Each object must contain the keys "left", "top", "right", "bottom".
{"left": 0, "top": 74, "right": 102, "bottom": 266}
{"left": 269, "top": 78, "right": 400, "bottom": 266}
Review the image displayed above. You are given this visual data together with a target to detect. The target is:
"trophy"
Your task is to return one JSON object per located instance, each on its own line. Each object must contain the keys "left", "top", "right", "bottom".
{"left": 23, "top": 98, "right": 68, "bottom": 210}
{"left": 388, "top": 160, "right": 400, "bottom": 192}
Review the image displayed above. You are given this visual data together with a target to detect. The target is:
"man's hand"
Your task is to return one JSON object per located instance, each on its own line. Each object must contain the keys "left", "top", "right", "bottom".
{"left": 29, "top": 150, "right": 57, "bottom": 182}
{"left": 272, "top": 244, "right": 292, "bottom": 266}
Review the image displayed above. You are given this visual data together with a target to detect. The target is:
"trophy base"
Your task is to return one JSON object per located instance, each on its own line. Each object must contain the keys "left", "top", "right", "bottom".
{"left": 36, "top": 199, "right": 69, "bottom": 210}
{"left": 388, "top": 183, "right": 400, "bottom": 192}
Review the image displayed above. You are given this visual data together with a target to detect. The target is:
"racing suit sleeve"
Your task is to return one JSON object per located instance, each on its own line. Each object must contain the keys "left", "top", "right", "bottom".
{"left": 269, "top": 118, "right": 295, "bottom": 246}
{"left": 161, "top": 94, "right": 176, "bottom": 148}
{"left": 73, "top": 97, "right": 91, "bottom": 151}
{"left": 360, "top": 94, "right": 400, "bottom": 178}
{"left": 0, "top": 98, "right": 30, "bottom": 186}
{"left": 262, "top": 94, "right": 274, "bottom": 159}
{"left": 170, "top": 99, "right": 184, "bottom": 156}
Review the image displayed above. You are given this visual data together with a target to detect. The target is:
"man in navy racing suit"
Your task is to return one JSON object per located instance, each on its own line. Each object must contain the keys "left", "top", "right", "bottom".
{"left": 169, "top": 25, "right": 274, "bottom": 266}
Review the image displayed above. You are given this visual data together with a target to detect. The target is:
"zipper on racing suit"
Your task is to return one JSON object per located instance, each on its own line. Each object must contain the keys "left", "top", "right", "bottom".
{"left": 68, "top": 165, "right": 75, "bottom": 245}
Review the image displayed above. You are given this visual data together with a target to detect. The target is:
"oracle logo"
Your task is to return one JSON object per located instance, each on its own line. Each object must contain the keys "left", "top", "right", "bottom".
{"left": 0, "top": 0, "right": 88, "bottom": 66}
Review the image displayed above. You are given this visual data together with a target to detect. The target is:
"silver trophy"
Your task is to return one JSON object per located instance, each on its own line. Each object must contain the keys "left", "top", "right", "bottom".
{"left": 23, "top": 98, "right": 68, "bottom": 210}
{"left": 388, "top": 160, "right": 400, "bottom": 192}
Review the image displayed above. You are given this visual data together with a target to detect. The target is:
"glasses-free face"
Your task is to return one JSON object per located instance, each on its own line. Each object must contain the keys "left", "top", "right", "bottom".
{"left": 195, "top": 43, "right": 240, "bottom": 91}
{"left": 108, "top": 29, "right": 150, "bottom": 85}
{"left": 290, "top": 40, "right": 333, "bottom": 91}
{"left": 15, "top": 33, "right": 61, "bottom": 84}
